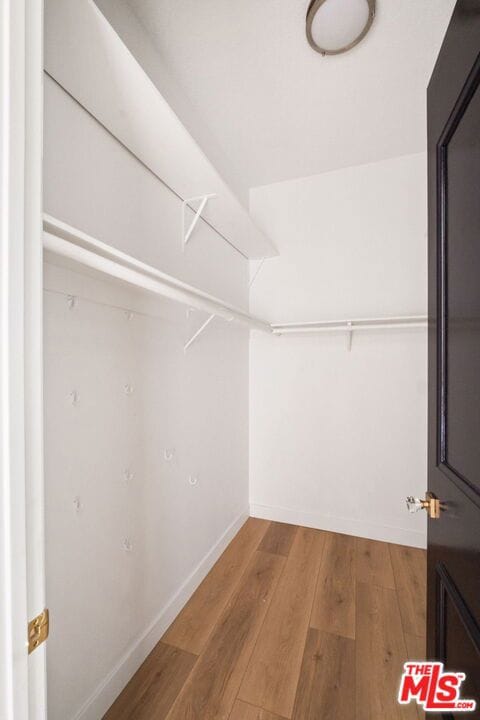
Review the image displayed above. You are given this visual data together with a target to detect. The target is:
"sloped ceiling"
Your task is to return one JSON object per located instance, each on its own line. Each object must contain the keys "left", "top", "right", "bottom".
{"left": 110, "top": 0, "right": 455, "bottom": 194}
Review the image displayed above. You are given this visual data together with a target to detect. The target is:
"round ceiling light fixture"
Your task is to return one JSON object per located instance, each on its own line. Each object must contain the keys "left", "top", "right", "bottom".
{"left": 306, "top": 0, "right": 375, "bottom": 56}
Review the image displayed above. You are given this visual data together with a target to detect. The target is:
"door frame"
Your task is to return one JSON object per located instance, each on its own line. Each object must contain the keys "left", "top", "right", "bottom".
{"left": 0, "top": 0, "right": 45, "bottom": 718}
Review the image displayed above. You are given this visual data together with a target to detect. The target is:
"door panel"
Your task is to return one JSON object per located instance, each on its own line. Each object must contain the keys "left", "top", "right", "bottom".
{"left": 428, "top": 2, "right": 480, "bottom": 716}
{"left": 440, "top": 565, "right": 480, "bottom": 707}
{"left": 441, "top": 56, "right": 480, "bottom": 493}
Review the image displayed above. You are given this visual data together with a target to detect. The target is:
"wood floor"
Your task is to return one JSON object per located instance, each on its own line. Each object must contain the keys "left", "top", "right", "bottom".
{"left": 103, "top": 519, "right": 426, "bottom": 720}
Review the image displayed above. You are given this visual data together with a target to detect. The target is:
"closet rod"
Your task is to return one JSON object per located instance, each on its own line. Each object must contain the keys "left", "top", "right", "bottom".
{"left": 271, "top": 316, "right": 427, "bottom": 335}
{"left": 42, "top": 215, "right": 427, "bottom": 338}
{"left": 42, "top": 214, "right": 272, "bottom": 334}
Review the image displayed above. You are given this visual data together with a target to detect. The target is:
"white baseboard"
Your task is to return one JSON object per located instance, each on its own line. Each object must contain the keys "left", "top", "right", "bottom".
{"left": 72, "top": 508, "right": 249, "bottom": 720}
{"left": 250, "top": 503, "right": 426, "bottom": 549}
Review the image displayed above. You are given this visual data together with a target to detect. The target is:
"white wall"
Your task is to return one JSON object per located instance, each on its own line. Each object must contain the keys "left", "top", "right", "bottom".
{"left": 44, "top": 75, "right": 250, "bottom": 720}
{"left": 249, "top": 153, "right": 428, "bottom": 548}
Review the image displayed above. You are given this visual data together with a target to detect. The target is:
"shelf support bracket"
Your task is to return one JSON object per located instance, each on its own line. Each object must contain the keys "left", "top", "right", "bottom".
{"left": 184, "top": 313, "right": 216, "bottom": 352}
{"left": 346, "top": 321, "right": 353, "bottom": 352}
{"left": 182, "top": 194, "right": 217, "bottom": 249}
{"left": 249, "top": 257, "right": 266, "bottom": 288}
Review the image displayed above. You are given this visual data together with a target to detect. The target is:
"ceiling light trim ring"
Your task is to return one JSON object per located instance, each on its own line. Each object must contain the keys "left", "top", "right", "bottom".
{"left": 306, "top": 0, "right": 376, "bottom": 56}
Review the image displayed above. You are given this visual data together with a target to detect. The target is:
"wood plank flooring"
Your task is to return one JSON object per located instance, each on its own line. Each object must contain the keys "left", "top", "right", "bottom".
{"left": 355, "top": 583, "right": 417, "bottom": 720}
{"left": 292, "top": 628, "right": 355, "bottom": 720}
{"left": 238, "top": 528, "right": 325, "bottom": 717}
{"left": 310, "top": 532, "right": 356, "bottom": 639}
{"left": 167, "top": 551, "right": 284, "bottom": 720}
{"left": 103, "top": 643, "right": 196, "bottom": 720}
{"left": 103, "top": 519, "right": 427, "bottom": 720}
{"left": 163, "top": 518, "right": 270, "bottom": 655}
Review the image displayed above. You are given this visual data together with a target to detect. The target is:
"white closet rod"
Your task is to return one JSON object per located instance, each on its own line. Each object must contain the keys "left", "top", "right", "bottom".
{"left": 272, "top": 316, "right": 427, "bottom": 335}
{"left": 43, "top": 214, "right": 428, "bottom": 339}
{"left": 42, "top": 214, "right": 272, "bottom": 334}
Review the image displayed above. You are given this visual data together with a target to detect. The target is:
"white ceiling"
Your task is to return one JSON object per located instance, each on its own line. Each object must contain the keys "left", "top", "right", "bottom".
{"left": 123, "top": 0, "right": 454, "bottom": 194}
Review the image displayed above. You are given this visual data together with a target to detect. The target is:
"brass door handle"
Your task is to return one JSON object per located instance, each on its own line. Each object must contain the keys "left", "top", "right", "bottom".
{"left": 406, "top": 492, "right": 440, "bottom": 519}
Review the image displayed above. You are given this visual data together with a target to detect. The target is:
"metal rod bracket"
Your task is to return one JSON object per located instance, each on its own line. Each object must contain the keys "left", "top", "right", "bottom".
{"left": 249, "top": 258, "right": 266, "bottom": 288}
{"left": 182, "top": 194, "right": 217, "bottom": 249}
{"left": 184, "top": 313, "right": 216, "bottom": 352}
{"left": 346, "top": 321, "right": 353, "bottom": 352}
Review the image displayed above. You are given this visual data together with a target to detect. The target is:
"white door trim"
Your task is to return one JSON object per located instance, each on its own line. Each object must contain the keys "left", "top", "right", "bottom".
{"left": 24, "top": 0, "right": 46, "bottom": 716}
{"left": 0, "top": 1, "right": 44, "bottom": 718}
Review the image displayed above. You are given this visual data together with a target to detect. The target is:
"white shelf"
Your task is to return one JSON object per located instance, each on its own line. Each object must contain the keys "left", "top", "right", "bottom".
{"left": 45, "top": 0, "right": 277, "bottom": 260}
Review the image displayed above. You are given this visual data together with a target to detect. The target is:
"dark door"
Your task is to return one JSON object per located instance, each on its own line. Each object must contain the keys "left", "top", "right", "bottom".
{"left": 427, "top": 2, "right": 480, "bottom": 716}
